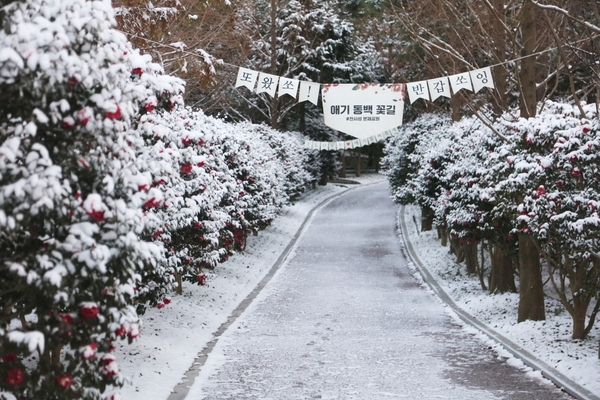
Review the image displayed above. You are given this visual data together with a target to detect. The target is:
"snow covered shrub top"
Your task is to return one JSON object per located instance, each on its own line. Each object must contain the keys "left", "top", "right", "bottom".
{"left": 0, "top": 0, "right": 183, "bottom": 398}
{"left": 382, "top": 113, "right": 451, "bottom": 205}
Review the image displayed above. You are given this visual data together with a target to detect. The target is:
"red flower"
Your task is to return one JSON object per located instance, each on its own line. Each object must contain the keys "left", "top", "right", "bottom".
{"left": 156, "top": 302, "right": 165, "bottom": 309}
{"left": 182, "top": 137, "right": 193, "bottom": 146}
{"left": 181, "top": 163, "right": 193, "bottom": 175}
{"left": 60, "top": 313, "right": 73, "bottom": 324}
{"left": 152, "top": 230, "right": 163, "bottom": 240}
{"left": 61, "top": 118, "right": 75, "bottom": 129}
{"left": 105, "top": 105, "right": 122, "bottom": 120}
{"left": 82, "top": 343, "right": 97, "bottom": 360}
{"left": 87, "top": 210, "right": 105, "bottom": 223}
{"left": 556, "top": 180, "right": 564, "bottom": 187}
{"left": 80, "top": 304, "right": 99, "bottom": 319}
{"left": 56, "top": 374, "right": 72, "bottom": 388}
{"left": 194, "top": 222, "right": 203, "bottom": 229}
{"left": 583, "top": 126, "right": 591, "bottom": 133}
{"left": 163, "top": 298, "right": 171, "bottom": 305}
{"left": 6, "top": 369, "right": 23, "bottom": 386}
{"left": 197, "top": 161, "right": 205, "bottom": 168}
{"left": 67, "top": 76, "right": 78, "bottom": 86}
{"left": 132, "top": 67, "right": 143, "bottom": 75}
{"left": 115, "top": 326, "right": 126, "bottom": 337}
{"left": 571, "top": 168, "right": 581, "bottom": 177}
{"left": 536, "top": 186, "right": 546, "bottom": 197}
{"left": 196, "top": 273, "right": 207, "bottom": 286}
{"left": 2, "top": 353, "right": 17, "bottom": 363}
{"left": 143, "top": 198, "right": 162, "bottom": 209}
{"left": 198, "top": 139, "right": 205, "bottom": 147}
{"left": 138, "top": 184, "right": 149, "bottom": 191}
{"left": 569, "top": 154, "right": 578, "bottom": 163}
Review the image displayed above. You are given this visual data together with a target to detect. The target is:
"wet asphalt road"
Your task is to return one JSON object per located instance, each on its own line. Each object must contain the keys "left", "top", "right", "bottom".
{"left": 187, "top": 182, "right": 572, "bottom": 400}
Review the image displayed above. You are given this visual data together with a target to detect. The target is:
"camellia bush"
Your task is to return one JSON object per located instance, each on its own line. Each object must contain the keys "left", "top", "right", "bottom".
{"left": 384, "top": 101, "right": 600, "bottom": 341}
{"left": 0, "top": 1, "right": 317, "bottom": 399}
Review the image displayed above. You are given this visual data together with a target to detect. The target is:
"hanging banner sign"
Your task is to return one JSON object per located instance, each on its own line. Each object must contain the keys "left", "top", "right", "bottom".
{"left": 470, "top": 67, "right": 495, "bottom": 93}
{"left": 321, "top": 83, "right": 406, "bottom": 140}
{"left": 407, "top": 81, "right": 429, "bottom": 104}
{"left": 256, "top": 72, "right": 279, "bottom": 97}
{"left": 235, "top": 68, "right": 258, "bottom": 91}
{"left": 298, "top": 81, "right": 320, "bottom": 105}
{"left": 449, "top": 72, "right": 473, "bottom": 94}
{"left": 427, "top": 77, "right": 451, "bottom": 102}
{"left": 278, "top": 77, "right": 300, "bottom": 98}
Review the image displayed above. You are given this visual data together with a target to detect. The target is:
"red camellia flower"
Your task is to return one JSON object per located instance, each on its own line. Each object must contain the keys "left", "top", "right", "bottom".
{"left": 56, "top": 374, "right": 72, "bottom": 388}
{"left": 181, "top": 163, "right": 193, "bottom": 175}
{"left": 197, "top": 161, "right": 205, "bottom": 168}
{"left": 571, "top": 168, "right": 581, "bottom": 177}
{"left": 198, "top": 139, "right": 205, "bottom": 147}
{"left": 536, "top": 186, "right": 546, "bottom": 197}
{"left": 132, "top": 67, "right": 143, "bottom": 75}
{"left": 82, "top": 343, "right": 97, "bottom": 360}
{"left": 583, "top": 126, "right": 591, "bottom": 133}
{"left": 143, "top": 98, "right": 158, "bottom": 113}
{"left": 163, "top": 298, "right": 171, "bottom": 305}
{"left": 152, "top": 230, "right": 163, "bottom": 240}
{"left": 182, "top": 137, "right": 193, "bottom": 146}
{"left": 194, "top": 221, "right": 203, "bottom": 229}
{"left": 115, "top": 325, "right": 126, "bottom": 337}
{"left": 569, "top": 154, "right": 578, "bottom": 163}
{"left": 556, "top": 180, "right": 564, "bottom": 187}
{"left": 156, "top": 302, "right": 165, "bottom": 309}
{"left": 143, "top": 198, "right": 162, "bottom": 209}
{"left": 196, "top": 273, "right": 207, "bottom": 286}
{"left": 60, "top": 313, "right": 73, "bottom": 324}
{"left": 2, "top": 353, "right": 17, "bottom": 363}
{"left": 6, "top": 369, "right": 23, "bottom": 386}
{"left": 87, "top": 210, "right": 105, "bottom": 223}
{"left": 105, "top": 105, "right": 122, "bottom": 120}
{"left": 80, "top": 303, "right": 99, "bottom": 319}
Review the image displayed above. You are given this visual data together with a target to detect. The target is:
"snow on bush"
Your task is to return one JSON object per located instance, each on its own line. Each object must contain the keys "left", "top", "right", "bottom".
{"left": 0, "top": 0, "right": 315, "bottom": 398}
{"left": 384, "top": 102, "right": 600, "bottom": 341}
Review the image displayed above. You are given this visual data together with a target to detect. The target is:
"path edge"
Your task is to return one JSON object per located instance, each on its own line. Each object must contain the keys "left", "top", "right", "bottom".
{"left": 398, "top": 205, "right": 599, "bottom": 400}
{"left": 166, "top": 182, "right": 380, "bottom": 400}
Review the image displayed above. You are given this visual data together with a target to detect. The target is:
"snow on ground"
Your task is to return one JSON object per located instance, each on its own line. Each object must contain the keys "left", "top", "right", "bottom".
{"left": 402, "top": 204, "right": 600, "bottom": 397}
{"left": 118, "top": 174, "right": 384, "bottom": 400}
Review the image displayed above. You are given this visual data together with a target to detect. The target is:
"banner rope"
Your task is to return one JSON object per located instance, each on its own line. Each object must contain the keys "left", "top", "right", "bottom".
{"left": 118, "top": 29, "right": 600, "bottom": 82}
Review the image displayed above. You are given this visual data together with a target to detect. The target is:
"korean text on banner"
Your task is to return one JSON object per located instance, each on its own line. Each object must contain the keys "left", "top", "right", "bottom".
{"left": 407, "top": 81, "right": 430, "bottom": 104}
{"left": 235, "top": 68, "right": 258, "bottom": 91}
{"left": 321, "top": 83, "right": 405, "bottom": 140}
{"left": 256, "top": 72, "right": 279, "bottom": 97}
{"left": 470, "top": 67, "right": 495, "bottom": 93}
{"left": 427, "top": 77, "right": 451, "bottom": 102}
{"left": 449, "top": 72, "right": 473, "bottom": 94}
{"left": 278, "top": 77, "right": 300, "bottom": 98}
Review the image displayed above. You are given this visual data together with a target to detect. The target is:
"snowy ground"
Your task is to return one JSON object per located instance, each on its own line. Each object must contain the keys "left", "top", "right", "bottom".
{"left": 118, "top": 175, "right": 598, "bottom": 399}
{"left": 183, "top": 181, "right": 568, "bottom": 399}
{"left": 402, "top": 204, "right": 600, "bottom": 398}
{"left": 118, "top": 175, "right": 383, "bottom": 400}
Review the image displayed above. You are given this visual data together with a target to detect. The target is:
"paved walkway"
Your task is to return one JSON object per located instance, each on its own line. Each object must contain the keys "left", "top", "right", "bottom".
{"left": 186, "top": 182, "right": 571, "bottom": 399}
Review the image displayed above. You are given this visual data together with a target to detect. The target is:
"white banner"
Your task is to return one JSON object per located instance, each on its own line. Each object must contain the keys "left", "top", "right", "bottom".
{"left": 235, "top": 68, "right": 258, "bottom": 91}
{"left": 256, "top": 73, "right": 279, "bottom": 97}
{"left": 470, "top": 67, "right": 495, "bottom": 93}
{"left": 407, "top": 81, "right": 430, "bottom": 104}
{"left": 278, "top": 77, "right": 300, "bottom": 98}
{"left": 321, "top": 83, "right": 405, "bottom": 140}
{"left": 427, "top": 77, "right": 451, "bottom": 102}
{"left": 449, "top": 72, "right": 473, "bottom": 94}
{"left": 298, "top": 81, "right": 320, "bottom": 105}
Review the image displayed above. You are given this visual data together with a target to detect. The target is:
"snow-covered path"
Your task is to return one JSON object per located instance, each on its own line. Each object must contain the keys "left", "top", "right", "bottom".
{"left": 185, "top": 182, "right": 570, "bottom": 399}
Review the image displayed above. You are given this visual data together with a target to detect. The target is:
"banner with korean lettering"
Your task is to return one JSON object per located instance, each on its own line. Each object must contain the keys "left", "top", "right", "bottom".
{"left": 321, "top": 83, "right": 406, "bottom": 140}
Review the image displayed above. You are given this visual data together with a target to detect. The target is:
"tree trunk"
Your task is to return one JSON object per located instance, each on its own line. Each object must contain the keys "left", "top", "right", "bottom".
{"left": 421, "top": 206, "right": 434, "bottom": 232}
{"left": 175, "top": 272, "right": 183, "bottom": 295}
{"left": 355, "top": 148, "right": 361, "bottom": 177}
{"left": 490, "top": 0, "right": 508, "bottom": 113}
{"left": 438, "top": 227, "right": 448, "bottom": 247}
{"left": 572, "top": 295, "right": 589, "bottom": 340}
{"left": 464, "top": 242, "right": 478, "bottom": 275}
{"left": 489, "top": 245, "right": 516, "bottom": 294}
{"left": 519, "top": 0, "right": 537, "bottom": 119}
{"left": 517, "top": 234, "right": 545, "bottom": 322}
{"left": 339, "top": 151, "right": 346, "bottom": 178}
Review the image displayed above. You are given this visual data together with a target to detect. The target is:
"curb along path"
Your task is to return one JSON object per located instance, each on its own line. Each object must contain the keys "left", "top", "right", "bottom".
{"left": 398, "top": 205, "right": 599, "bottom": 400}
{"left": 166, "top": 182, "right": 376, "bottom": 400}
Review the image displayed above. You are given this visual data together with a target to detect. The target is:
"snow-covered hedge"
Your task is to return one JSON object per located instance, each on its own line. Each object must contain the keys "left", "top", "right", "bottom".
{"left": 383, "top": 102, "right": 600, "bottom": 342}
{"left": 0, "top": 1, "right": 316, "bottom": 398}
